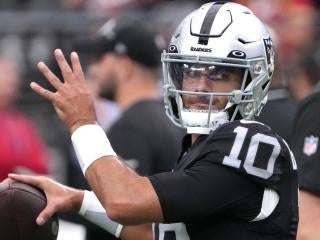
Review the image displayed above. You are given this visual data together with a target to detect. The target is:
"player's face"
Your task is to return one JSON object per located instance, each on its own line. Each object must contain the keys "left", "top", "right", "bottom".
{"left": 94, "top": 53, "right": 119, "bottom": 101}
{"left": 182, "top": 64, "right": 242, "bottom": 110}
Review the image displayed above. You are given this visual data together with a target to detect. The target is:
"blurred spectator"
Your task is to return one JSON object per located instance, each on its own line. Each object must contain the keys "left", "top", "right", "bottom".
{"left": 287, "top": 45, "right": 320, "bottom": 101}
{"left": 256, "top": 55, "right": 297, "bottom": 143}
{"left": 66, "top": 62, "right": 120, "bottom": 189}
{"left": 62, "top": 62, "right": 120, "bottom": 240}
{"left": 85, "top": 62, "right": 120, "bottom": 131}
{"left": 85, "top": 0, "right": 162, "bottom": 15}
{"left": 256, "top": 28, "right": 297, "bottom": 143}
{"left": 69, "top": 16, "right": 185, "bottom": 240}
{"left": 290, "top": 46, "right": 320, "bottom": 239}
{"left": 236, "top": 0, "right": 317, "bottom": 66}
{"left": 279, "top": 2, "right": 316, "bottom": 65}
{"left": 76, "top": 16, "right": 185, "bottom": 174}
{"left": 0, "top": 56, "right": 49, "bottom": 181}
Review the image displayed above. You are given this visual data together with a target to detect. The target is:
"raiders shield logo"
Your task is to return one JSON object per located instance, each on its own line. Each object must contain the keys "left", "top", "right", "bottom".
{"left": 263, "top": 37, "right": 274, "bottom": 76}
{"left": 303, "top": 135, "right": 319, "bottom": 156}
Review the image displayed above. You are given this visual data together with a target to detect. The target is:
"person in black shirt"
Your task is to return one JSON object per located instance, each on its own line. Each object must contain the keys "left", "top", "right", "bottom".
{"left": 69, "top": 16, "right": 184, "bottom": 240}
{"left": 256, "top": 53, "right": 297, "bottom": 143}
{"left": 8, "top": 2, "right": 298, "bottom": 240}
{"left": 291, "top": 56, "right": 320, "bottom": 238}
{"left": 76, "top": 16, "right": 184, "bottom": 175}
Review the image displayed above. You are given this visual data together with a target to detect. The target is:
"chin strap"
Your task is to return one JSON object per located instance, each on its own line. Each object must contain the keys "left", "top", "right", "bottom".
{"left": 181, "top": 110, "right": 229, "bottom": 134}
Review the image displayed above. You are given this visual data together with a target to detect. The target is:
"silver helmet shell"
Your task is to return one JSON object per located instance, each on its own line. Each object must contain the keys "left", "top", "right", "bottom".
{"left": 162, "top": 2, "right": 274, "bottom": 134}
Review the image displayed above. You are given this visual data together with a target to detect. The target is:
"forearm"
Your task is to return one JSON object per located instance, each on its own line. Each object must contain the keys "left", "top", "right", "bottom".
{"left": 121, "top": 224, "right": 153, "bottom": 240}
{"left": 71, "top": 124, "right": 163, "bottom": 225}
{"left": 80, "top": 190, "right": 153, "bottom": 240}
{"left": 297, "top": 190, "right": 320, "bottom": 240}
{"left": 85, "top": 157, "right": 162, "bottom": 225}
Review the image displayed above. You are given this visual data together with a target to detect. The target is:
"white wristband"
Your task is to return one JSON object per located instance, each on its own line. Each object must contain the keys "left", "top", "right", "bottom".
{"left": 79, "top": 190, "right": 123, "bottom": 238}
{"left": 71, "top": 124, "right": 117, "bottom": 174}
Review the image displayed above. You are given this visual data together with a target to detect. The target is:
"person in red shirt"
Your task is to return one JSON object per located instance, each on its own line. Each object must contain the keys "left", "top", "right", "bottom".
{"left": 0, "top": 57, "right": 48, "bottom": 181}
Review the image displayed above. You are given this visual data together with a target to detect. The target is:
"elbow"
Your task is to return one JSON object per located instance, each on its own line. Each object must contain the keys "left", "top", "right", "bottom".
{"left": 104, "top": 199, "right": 137, "bottom": 225}
{"left": 297, "top": 228, "right": 311, "bottom": 240}
{"left": 106, "top": 201, "right": 125, "bottom": 223}
{"left": 297, "top": 224, "right": 317, "bottom": 240}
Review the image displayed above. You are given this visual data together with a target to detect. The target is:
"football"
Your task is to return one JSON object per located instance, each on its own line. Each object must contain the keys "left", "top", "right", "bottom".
{"left": 0, "top": 179, "right": 59, "bottom": 240}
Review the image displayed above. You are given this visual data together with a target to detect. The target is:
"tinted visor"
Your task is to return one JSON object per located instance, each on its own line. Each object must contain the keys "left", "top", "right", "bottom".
{"left": 169, "top": 62, "right": 244, "bottom": 90}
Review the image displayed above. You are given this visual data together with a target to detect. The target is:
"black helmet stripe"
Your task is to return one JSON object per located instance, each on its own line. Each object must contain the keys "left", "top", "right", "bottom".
{"left": 198, "top": 1, "right": 227, "bottom": 45}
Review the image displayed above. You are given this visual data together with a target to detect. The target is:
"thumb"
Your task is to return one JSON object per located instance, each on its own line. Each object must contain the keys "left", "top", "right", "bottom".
{"left": 36, "top": 205, "right": 56, "bottom": 225}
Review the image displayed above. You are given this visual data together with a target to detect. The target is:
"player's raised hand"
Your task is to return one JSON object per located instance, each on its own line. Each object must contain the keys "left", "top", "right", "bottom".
{"left": 31, "top": 49, "right": 97, "bottom": 133}
{"left": 8, "top": 173, "right": 84, "bottom": 225}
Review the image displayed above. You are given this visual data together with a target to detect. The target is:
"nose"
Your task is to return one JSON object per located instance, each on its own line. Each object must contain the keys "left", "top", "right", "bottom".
{"left": 195, "top": 74, "right": 212, "bottom": 92}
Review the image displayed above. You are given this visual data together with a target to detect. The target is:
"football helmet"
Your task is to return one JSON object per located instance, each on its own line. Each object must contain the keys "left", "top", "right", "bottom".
{"left": 162, "top": 2, "right": 274, "bottom": 134}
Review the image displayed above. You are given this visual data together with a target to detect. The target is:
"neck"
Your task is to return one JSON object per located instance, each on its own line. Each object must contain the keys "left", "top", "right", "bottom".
{"left": 191, "top": 134, "right": 200, "bottom": 144}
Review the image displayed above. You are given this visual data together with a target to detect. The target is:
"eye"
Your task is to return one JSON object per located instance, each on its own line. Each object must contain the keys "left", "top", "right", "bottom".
{"left": 183, "top": 64, "right": 202, "bottom": 78}
{"left": 208, "top": 67, "right": 230, "bottom": 80}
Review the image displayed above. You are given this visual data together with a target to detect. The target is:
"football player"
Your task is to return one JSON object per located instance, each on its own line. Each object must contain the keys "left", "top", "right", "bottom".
{"left": 8, "top": 2, "right": 298, "bottom": 240}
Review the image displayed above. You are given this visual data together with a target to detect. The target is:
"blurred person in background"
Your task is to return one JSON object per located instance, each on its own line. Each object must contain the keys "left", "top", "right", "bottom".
{"left": 0, "top": 56, "right": 49, "bottom": 181}
{"left": 85, "top": 62, "right": 120, "bottom": 131}
{"left": 68, "top": 16, "right": 184, "bottom": 240}
{"left": 256, "top": 28, "right": 297, "bottom": 143}
{"left": 256, "top": 54, "right": 297, "bottom": 143}
{"left": 277, "top": 1, "right": 316, "bottom": 66}
{"left": 290, "top": 46, "right": 320, "bottom": 240}
{"left": 236, "top": 0, "right": 317, "bottom": 66}
{"left": 63, "top": 61, "right": 121, "bottom": 240}
{"left": 77, "top": 16, "right": 185, "bottom": 176}
{"left": 287, "top": 46, "right": 320, "bottom": 101}
{"left": 67, "top": 61, "right": 120, "bottom": 194}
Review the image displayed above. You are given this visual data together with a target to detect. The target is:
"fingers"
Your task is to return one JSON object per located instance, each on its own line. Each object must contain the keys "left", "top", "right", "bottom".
{"left": 9, "top": 174, "right": 56, "bottom": 225}
{"left": 54, "top": 49, "right": 73, "bottom": 81}
{"left": 8, "top": 173, "right": 42, "bottom": 188}
{"left": 37, "top": 61, "right": 64, "bottom": 91}
{"left": 70, "top": 51, "right": 85, "bottom": 82}
{"left": 30, "top": 81, "right": 56, "bottom": 102}
{"left": 37, "top": 205, "right": 56, "bottom": 225}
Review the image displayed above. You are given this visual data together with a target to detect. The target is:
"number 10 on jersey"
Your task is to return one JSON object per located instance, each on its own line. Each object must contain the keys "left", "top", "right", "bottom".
{"left": 222, "top": 126, "right": 281, "bottom": 179}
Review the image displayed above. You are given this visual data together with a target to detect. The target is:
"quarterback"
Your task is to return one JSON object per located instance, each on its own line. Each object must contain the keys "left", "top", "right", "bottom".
{"left": 9, "top": 2, "right": 298, "bottom": 240}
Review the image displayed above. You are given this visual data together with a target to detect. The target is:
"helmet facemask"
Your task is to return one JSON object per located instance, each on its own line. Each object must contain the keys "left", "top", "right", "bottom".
{"left": 162, "top": 53, "right": 271, "bottom": 134}
{"left": 162, "top": 2, "right": 274, "bottom": 134}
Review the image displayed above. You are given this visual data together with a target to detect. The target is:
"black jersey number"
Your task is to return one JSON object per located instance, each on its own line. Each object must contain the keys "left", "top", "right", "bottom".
{"left": 222, "top": 126, "right": 281, "bottom": 179}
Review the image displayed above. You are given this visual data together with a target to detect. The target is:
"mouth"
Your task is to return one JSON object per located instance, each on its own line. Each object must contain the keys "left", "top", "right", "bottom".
{"left": 183, "top": 95, "right": 223, "bottom": 111}
{"left": 185, "top": 104, "right": 221, "bottom": 112}
{"left": 189, "top": 103, "right": 211, "bottom": 110}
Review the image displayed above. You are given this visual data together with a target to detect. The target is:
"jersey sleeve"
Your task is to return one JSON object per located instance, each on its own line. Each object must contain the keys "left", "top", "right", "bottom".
{"left": 149, "top": 161, "right": 263, "bottom": 223}
{"left": 291, "top": 94, "right": 320, "bottom": 194}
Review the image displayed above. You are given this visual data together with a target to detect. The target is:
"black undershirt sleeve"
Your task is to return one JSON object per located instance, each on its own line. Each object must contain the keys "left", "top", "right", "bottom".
{"left": 149, "top": 157, "right": 264, "bottom": 223}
